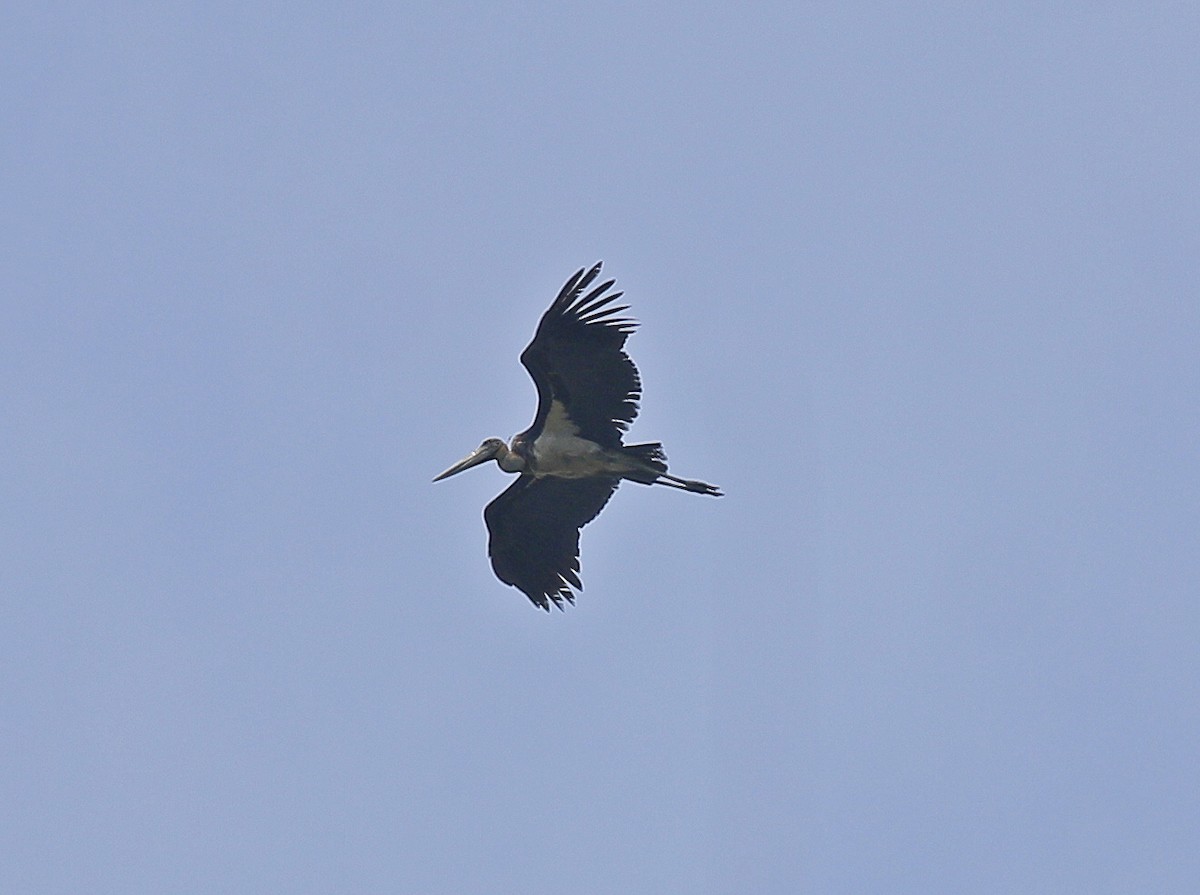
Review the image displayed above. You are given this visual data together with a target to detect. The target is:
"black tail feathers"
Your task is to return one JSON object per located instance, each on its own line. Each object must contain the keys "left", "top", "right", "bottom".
{"left": 623, "top": 442, "right": 723, "bottom": 496}
{"left": 623, "top": 442, "right": 667, "bottom": 484}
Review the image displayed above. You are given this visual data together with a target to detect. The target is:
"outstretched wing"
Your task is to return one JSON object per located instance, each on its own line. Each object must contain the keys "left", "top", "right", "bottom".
{"left": 520, "top": 263, "right": 641, "bottom": 449}
{"left": 484, "top": 475, "right": 621, "bottom": 610}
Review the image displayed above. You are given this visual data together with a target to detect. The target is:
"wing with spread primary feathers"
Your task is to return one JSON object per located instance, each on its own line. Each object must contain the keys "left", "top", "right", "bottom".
{"left": 484, "top": 475, "right": 621, "bottom": 610}
{"left": 520, "top": 263, "right": 642, "bottom": 448}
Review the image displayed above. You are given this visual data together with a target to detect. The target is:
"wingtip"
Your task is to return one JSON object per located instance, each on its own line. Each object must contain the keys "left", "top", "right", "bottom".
{"left": 533, "top": 592, "right": 575, "bottom": 611}
{"left": 578, "top": 262, "right": 603, "bottom": 290}
{"left": 528, "top": 587, "right": 577, "bottom": 611}
{"left": 553, "top": 262, "right": 604, "bottom": 307}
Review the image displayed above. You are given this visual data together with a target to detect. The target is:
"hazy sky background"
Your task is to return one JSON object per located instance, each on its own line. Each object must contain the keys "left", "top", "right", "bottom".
{"left": 4, "top": 4, "right": 1198, "bottom": 893}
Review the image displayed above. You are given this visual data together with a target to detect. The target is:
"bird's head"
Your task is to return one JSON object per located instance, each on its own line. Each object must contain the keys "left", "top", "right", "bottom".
{"left": 432, "top": 438, "right": 510, "bottom": 482}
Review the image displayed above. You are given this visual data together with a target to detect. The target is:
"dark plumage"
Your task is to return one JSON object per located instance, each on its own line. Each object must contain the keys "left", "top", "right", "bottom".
{"left": 434, "top": 263, "right": 721, "bottom": 610}
{"left": 519, "top": 265, "right": 641, "bottom": 448}
{"left": 485, "top": 476, "right": 619, "bottom": 606}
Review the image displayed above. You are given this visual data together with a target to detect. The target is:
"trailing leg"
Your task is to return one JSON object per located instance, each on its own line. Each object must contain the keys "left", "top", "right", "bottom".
{"left": 622, "top": 442, "right": 722, "bottom": 496}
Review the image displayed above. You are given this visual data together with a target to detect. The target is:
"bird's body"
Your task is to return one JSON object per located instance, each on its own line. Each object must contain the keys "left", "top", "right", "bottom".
{"left": 434, "top": 263, "right": 721, "bottom": 609}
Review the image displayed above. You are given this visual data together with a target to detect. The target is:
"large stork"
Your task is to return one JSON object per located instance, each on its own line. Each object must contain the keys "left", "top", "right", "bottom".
{"left": 434, "top": 263, "right": 722, "bottom": 610}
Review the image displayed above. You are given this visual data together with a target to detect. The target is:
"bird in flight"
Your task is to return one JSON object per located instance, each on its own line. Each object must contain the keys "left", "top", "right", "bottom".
{"left": 434, "top": 263, "right": 722, "bottom": 609}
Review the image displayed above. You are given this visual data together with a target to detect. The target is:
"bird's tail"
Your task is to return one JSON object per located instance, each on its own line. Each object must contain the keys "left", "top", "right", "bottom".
{"left": 623, "top": 442, "right": 723, "bottom": 496}
{"left": 623, "top": 442, "right": 668, "bottom": 483}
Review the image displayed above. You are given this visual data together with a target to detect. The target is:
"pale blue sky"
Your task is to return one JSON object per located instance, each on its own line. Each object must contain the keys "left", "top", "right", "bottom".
{"left": 3, "top": 4, "right": 1198, "bottom": 893}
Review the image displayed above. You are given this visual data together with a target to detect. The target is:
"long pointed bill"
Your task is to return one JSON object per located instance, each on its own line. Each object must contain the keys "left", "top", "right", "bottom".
{"left": 432, "top": 445, "right": 496, "bottom": 482}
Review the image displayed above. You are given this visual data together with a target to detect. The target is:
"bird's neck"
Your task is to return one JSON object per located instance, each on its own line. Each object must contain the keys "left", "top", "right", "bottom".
{"left": 497, "top": 441, "right": 527, "bottom": 473}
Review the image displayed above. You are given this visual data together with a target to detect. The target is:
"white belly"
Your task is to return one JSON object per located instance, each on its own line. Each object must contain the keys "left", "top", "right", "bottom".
{"left": 531, "top": 399, "right": 631, "bottom": 477}
{"left": 533, "top": 433, "right": 618, "bottom": 477}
